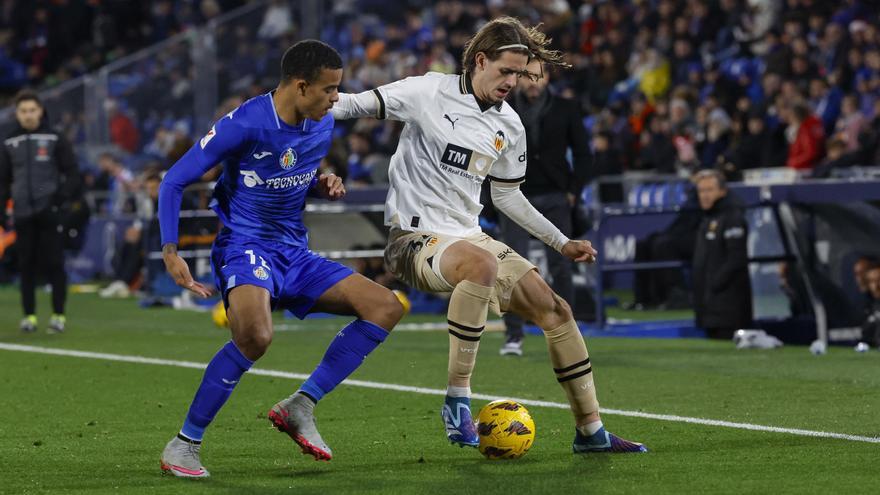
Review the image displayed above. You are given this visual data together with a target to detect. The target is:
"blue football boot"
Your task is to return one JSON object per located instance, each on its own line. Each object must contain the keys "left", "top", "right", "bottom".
{"left": 572, "top": 426, "right": 648, "bottom": 453}
{"left": 441, "top": 396, "right": 479, "bottom": 447}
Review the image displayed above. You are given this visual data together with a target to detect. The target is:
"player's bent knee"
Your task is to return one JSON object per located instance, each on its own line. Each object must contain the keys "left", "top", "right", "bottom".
{"left": 532, "top": 292, "right": 573, "bottom": 330}
{"left": 461, "top": 249, "right": 498, "bottom": 285}
{"left": 232, "top": 324, "right": 273, "bottom": 360}
{"left": 552, "top": 293, "right": 573, "bottom": 321}
{"left": 361, "top": 289, "right": 404, "bottom": 330}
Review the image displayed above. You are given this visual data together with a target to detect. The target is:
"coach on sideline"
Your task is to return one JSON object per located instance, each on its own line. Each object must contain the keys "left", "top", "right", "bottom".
{"left": 692, "top": 169, "right": 752, "bottom": 339}
{"left": 0, "top": 90, "right": 80, "bottom": 334}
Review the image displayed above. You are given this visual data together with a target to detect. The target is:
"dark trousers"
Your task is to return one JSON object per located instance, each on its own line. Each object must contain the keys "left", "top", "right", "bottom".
{"left": 115, "top": 239, "right": 143, "bottom": 284}
{"left": 634, "top": 232, "right": 693, "bottom": 307}
{"left": 498, "top": 192, "right": 573, "bottom": 341}
{"left": 15, "top": 208, "right": 67, "bottom": 315}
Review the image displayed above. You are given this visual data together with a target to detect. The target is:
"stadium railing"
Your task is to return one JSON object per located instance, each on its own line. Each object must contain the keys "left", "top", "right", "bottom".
{"left": 591, "top": 171, "right": 880, "bottom": 346}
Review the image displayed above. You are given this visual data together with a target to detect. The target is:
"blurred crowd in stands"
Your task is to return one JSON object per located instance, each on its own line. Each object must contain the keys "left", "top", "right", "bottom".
{"left": 2, "top": 0, "right": 880, "bottom": 321}
{"left": 321, "top": 0, "right": 880, "bottom": 184}
{"left": 6, "top": 0, "right": 880, "bottom": 200}
{"left": 0, "top": 0, "right": 247, "bottom": 96}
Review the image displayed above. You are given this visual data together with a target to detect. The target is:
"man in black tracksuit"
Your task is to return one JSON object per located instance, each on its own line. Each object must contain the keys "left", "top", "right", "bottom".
{"left": 497, "top": 61, "right": 592, "bottom": 355}
{"left": 0, "top": 91, "right": 80, "bottom": 333}
{"left": 692, "top": 170, "right": 752, "bottom": 339}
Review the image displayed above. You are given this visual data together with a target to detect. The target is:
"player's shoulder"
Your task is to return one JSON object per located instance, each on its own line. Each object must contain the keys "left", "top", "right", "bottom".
{"left": 396, "top": 71, "right": 454, "bottom": 90}
{"left": 423, "top": 71, "right": 455, "bottom": 81}
{"left": 428, "top": 72, "right": 463, "bottom": 90}
{"left": 495, "top": 101, "right": 526, "bottom": 135}
{"left": 223, "top": 94, "right": 274, "bottom": 130}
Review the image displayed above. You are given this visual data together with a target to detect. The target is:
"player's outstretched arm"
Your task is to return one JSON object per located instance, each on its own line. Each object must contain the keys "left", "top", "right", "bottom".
{"left": 490, "top": 181, "right": 597, "bottom": 263}
{"left": 331, "top": 91, "right": 382, "bottom": 121}
{"left": 158, "top": 113, "right": 249, "bottom": 296}
{"left": 332, "top": 76, "right": 429, "bottom": 121}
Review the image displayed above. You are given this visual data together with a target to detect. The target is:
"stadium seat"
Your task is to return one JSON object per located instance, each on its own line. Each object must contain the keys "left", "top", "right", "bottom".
{"left": 639, "top": 184, "right": 655, "bottom": 208}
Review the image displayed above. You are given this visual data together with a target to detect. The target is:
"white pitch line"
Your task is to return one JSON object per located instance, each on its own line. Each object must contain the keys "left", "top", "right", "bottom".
{"left": 2, "top": 342, "right": 878, "bottom": 445}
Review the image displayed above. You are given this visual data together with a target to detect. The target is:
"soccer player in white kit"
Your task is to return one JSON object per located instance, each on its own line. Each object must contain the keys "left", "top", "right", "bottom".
{"left": 333, "top": 17, "right": 646, "bottom": 453}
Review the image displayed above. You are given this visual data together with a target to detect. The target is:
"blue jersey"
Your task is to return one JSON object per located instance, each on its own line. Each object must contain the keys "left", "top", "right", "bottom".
{"left": 158, "top": 92, "right": 334, "bottom": 248}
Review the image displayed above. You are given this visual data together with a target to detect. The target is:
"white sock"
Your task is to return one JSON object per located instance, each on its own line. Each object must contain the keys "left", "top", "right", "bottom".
{"left": 577, "top": 420, "right": 604, "bottom": 437}
{"left": 446, "top": 385, "right": 471, "bottom": 398}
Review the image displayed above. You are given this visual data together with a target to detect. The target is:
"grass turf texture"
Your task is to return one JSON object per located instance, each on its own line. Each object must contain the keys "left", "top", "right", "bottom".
{"left": 1, "top": 287, "right": 878, "bottom": 494}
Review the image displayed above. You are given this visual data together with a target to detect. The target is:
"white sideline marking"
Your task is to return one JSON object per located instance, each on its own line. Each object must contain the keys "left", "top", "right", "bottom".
{"left": 2, "top": 342, "right": 879, "bottom": 445}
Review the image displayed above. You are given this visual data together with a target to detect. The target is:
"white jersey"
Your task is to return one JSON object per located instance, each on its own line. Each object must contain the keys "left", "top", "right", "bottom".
{"left": 334, "top": 72, "right": 527, "bottom": 237}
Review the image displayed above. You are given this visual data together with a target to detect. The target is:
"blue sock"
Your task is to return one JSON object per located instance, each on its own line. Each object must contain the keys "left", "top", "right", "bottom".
{"left": 179, "top": 341, "right": 253, "bottom": 441}
{"left": 298, "top": 320, "right": 388, "bottom": 402}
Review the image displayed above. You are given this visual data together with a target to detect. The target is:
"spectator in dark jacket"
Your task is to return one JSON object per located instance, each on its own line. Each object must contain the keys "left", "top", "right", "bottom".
{"left": 700, "top": 108, "right": 732, "bottom": 169}
{"left": 637, "top": 118, "right": 677, "bottom": 174}
{"left": 497, "top": 60, "right": 592, "bottom": 356}
{"left": 0, "top": 90, "right": 80, "bottom": 334}
{"left": 692, "top": 169, "right": 752, "bottom": 339}
{"left": 721, "top": 111, "right": 788, "bottom": 180}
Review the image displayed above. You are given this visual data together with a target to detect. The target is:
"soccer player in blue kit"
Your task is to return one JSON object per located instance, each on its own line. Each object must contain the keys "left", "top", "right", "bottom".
{"left": 157, "top": 40, "right": 404, "bottom": 478}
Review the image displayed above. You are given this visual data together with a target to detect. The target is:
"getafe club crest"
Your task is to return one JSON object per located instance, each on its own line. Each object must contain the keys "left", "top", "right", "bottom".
{"left": 253, "top": 266, "right": 270, "bottom": 280}
{"left": 279, "top": 147, "right": 297, "bottom": 169}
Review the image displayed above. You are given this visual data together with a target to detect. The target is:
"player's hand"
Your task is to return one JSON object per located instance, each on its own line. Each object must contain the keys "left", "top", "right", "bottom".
{"left": 561, "top": 239, "right": 597, "bottom": 263}
{"left": 316, "top": 173, "right": 345, "bottom": 201}
{"left": 162, "top": 244, "right": 214, "bottom": 298}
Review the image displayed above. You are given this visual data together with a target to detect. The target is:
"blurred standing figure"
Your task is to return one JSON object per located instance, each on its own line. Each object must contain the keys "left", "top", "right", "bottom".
{"left": 0, "top": 90, "right": 80, "bottom": 333}
{"left": 498, "top": 59, "right": 592, "bottom": 356}
{"left": 692, "top": 169, "right": 752, "bottom": 339}
{"left": 856, "top": 267, "right": 880, "bottom": 350}
{"left": 853, "top": 256, "right": 879, "bottom": 315}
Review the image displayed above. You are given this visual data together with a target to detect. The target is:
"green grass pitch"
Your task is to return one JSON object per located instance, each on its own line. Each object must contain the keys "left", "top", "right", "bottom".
{"left": 1, "top": 287, "right": 878, "bottom": 494}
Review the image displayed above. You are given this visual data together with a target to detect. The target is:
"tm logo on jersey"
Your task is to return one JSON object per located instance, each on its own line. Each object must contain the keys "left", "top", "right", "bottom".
{"left": 279, "top": 147, "right": 297, "bottom": 169}
{"left": 440, "top": 143, "right": 493, "bottom": 180}
{"left": 441, "top": 143, "right": 473, "bottom": 171}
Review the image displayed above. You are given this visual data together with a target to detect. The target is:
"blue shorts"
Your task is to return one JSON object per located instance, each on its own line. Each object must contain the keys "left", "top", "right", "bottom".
{"left": 211, "top": 230, "right": 353, "bottom": 319}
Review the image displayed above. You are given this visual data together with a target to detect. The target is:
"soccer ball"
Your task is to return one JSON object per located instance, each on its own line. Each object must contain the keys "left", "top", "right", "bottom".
{"left": 476, "top": 399, "right": 535, "bottom": 459}
{"left": 211, "top": 301, "right": 228, "bottom": 328}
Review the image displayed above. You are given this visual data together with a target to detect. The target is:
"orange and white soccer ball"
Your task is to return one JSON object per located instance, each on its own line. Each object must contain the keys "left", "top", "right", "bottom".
{"left": 476, "top": 399, "right": 535, "bottom": 459}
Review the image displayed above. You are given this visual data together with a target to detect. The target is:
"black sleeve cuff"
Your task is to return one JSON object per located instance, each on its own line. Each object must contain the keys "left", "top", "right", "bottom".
{"left": 372, "top": 89, "right": 386, "bottom": 120}
{"left": 488, "top": 175, "right": 526, "bottom": 184}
